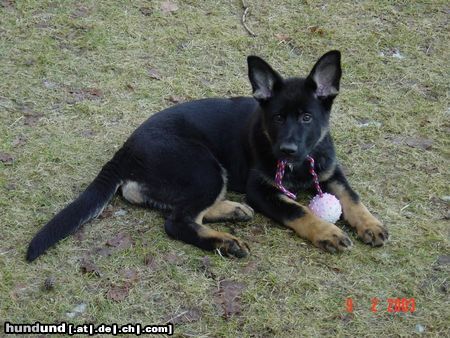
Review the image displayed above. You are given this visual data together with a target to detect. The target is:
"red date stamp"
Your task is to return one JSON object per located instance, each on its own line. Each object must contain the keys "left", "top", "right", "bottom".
{"left": 346, "top": 297, "right": 416, "bottom": 313}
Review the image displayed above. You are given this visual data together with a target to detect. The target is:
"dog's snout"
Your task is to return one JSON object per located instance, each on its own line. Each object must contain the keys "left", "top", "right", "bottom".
{"left": 280, "top": 143, "right": 298, "bottom": 155}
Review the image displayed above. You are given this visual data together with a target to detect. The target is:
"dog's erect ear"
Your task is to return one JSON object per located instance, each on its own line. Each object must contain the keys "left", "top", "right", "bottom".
{"left": 306, "top": 50, "right": 342, "bottom": 99}
{"left": 247, "top": 56, "right": 283, "bottom": 101}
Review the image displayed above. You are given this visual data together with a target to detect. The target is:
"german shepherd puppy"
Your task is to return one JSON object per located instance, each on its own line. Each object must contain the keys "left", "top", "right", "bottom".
{"left": 27, "top": 51, "right": 388, "bottom": 261}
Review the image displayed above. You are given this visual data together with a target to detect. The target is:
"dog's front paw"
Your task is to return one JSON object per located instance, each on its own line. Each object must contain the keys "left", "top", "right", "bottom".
{"left": 314, "top": 224, "right": 353, "bottom": 253}
{"left": 357, "top": 220, "right": 389, "bottom": 247}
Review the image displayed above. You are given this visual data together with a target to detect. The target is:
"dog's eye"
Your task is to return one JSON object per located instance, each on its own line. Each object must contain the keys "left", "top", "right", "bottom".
{"left": 273, "top": 114, "right": 285, "bottom": 123}
{"left": 301, "top": 114, "right": 312, "bottom": 123}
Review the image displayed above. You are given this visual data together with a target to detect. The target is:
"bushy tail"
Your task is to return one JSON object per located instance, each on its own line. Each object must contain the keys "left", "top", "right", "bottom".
{"left": 26, "top": 157, "right": 123, "bottom": 262}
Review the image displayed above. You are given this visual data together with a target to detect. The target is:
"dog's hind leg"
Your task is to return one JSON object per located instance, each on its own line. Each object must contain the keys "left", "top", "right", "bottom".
{"left": 163, "top": 171, "right": 250, "bottom": 258}
{"left": 164, "top": 215, "right": 250, "bottom": 258}
{"left": 203, "top": 200, "right": 254, "bottom": 223}
{"left": 140, "top": 140, "right": 250, "bottom": 258}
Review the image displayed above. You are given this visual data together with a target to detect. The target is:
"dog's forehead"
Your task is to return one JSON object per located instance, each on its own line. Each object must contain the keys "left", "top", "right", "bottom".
{"left": 276, "top": 78, "right": 318, "bottom": 112}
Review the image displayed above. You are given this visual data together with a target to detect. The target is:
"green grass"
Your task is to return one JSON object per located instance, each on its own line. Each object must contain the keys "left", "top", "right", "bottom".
{"left": 1, "top": 0, "right": 449, "bottom": 336}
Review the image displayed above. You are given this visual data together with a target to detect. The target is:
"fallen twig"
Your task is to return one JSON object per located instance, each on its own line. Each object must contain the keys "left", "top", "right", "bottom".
{"left": 241, "top": 0, "right": 256, "bottom": 37}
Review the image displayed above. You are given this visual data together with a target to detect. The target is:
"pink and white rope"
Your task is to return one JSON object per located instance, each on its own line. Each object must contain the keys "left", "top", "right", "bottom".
{"left": 275, "top": 156, "right": 322, "bottom": 200}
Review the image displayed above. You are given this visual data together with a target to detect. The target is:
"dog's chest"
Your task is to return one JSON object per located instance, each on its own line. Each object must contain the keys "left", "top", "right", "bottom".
{"left": 282, "top": 164, "right": 314, "bottom": 190}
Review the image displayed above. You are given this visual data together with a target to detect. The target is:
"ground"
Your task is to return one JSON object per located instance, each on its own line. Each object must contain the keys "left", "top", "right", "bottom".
{"left": 0, "top": 0, "right": 449, "bottom": 337}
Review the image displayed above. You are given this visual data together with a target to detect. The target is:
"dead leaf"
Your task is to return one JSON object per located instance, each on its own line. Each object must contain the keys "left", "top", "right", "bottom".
{"left": 389, "top": 135, "right": 433, "bottom": 150}
{"left": 308, "top": 25, "right": 325, "bottom": 36}
{"left": 144, "top": 254, "right": 159, "bottom": 271}
{"left": 405, "top": 137, "right": 433, "bottom": 150}
{"left": 11, "top": 136, "right": 26, "bottom": 147}
{"left": 90, "top": 246, "right": 114, "bottom": 257}
{"left": 98, "top": 205, "right": 114, "bottom": 219}
{"left": 71, "top": 6, "right": 90, "bottom": 18}
{"left": 139, "top": 7, "right": 153, "bottom": 16}
{"left": 164, "top": 251, "right": 185, "bottom": 265}
{"left": 148, "top": 68, "right": 162, "bottom": 80}
{"left": 68, "top": 88, "right": 103, "bottom": 102}
{"left": 360, "top": 143, "right": 375, "bottom": 150}
{"left": 43, "top": 276, "right": 56, "bottom": 290}
{"left": 437, "top": 255, "right": 450, "bottom": 266}
{"left": 214, "top": 279, "right": 245, "bottom": 319}
{"left": 80, "top": 258, "right": 101, "bottom": 276}
{"left": 73, "top": 227, "right": 86, "bottom": 242}
{"left": 275, "top": 33, "right": 291, "bottom": 42}
{"left": 80, "top": 129, "right": 96, "bottom": 138}
{"left": 242, "top": 260, "right": 258, "bottom": 274}
{"left": 10, "top": 283, "right": 27, "bottom": 300}
{"left": 121, "top": 268, "right": 139, "bottom": 284}
{"left": 106, "top": 232, "right": 134, "bottom": 250}
{"left": 166, "top": 95, "right": 185, "bottom": 104}
{"left": 106, "top": 283, "right": 131, "bottom": 301}
{"left": 201, "top": 256, "right": 211, "bottom": 269}
{"left": 24, "top": 112, "right": 44, "bottom": 126}
{"left": 164, "top": 307, "right": 201, "bottom": 324}
{"left": 161, "top": 1, "right": 178, "bottom": 13}
{"left": 200, "top": 256, "right": 216, "bottom": 279}
{"left": 0, "top": 152, "right": 14, "bottom": 164}
{"left": 5, "top": 183, "right": 16, "bottom": 190}
{"left": 0, "top": 0, "right": 15, "bottom": 9}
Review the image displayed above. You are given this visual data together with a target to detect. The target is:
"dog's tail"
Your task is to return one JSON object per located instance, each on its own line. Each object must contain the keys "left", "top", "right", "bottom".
{"left": 26, "top": 152, "right": 125, "bottom": 262}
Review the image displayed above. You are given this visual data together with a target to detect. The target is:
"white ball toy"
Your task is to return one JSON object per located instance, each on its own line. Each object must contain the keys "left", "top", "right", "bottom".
{"left": 309, "top": 193, "right": 342, "bottom": 224}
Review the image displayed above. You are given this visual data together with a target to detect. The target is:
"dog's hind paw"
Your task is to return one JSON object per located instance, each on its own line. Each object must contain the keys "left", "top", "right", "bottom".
{"left": 216, "top": 235, "right": 250, "bottom": 258}
{"left": 204, "top": 200, "right": 254, "bottom": 223}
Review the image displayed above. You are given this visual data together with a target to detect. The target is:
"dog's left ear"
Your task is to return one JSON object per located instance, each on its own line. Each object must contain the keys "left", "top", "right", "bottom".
{"left": 247, "top": 56, "right": 283, "bottom": 102}
{"left": 306, "top": 50, "right": 342, "bottom": 99}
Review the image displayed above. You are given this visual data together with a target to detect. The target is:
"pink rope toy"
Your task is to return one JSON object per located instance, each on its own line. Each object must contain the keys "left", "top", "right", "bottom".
{"left": 275, "top": 156, "right": 342, "bottom": 223}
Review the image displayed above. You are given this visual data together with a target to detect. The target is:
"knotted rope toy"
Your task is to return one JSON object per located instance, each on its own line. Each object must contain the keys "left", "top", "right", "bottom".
{"left": 275, "top": 156, "right": 342, "bottom": 223}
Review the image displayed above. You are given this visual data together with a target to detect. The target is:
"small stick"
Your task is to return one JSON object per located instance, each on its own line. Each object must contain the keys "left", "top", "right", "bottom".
{"left": 241, "top": 0, "right": 256, "bottom": 37}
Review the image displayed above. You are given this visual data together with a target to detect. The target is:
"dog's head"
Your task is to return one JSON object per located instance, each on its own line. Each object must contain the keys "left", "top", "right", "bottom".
{"left": 247, "top": 51, "right": 342, "bottom": 163}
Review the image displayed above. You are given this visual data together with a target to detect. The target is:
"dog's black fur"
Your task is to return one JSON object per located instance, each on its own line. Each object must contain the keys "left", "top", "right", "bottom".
{"left": 27, "top": 51, "right": 388, "bottom": 262}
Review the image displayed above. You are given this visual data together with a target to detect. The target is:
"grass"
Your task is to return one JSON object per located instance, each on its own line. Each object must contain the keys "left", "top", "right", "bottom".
{"left": 1, "top": 0, "right": 449, "bottom": 336}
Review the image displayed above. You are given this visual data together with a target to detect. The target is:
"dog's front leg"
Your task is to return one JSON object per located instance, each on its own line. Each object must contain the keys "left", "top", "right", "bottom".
{"left": 323, "top": 165, "right": 389, "bottom": 246}
{"left": 246, "top": 173, "right": 353, "bottom": 253}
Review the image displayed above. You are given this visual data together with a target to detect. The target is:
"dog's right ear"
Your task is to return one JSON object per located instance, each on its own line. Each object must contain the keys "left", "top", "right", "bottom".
{"left": 247, "top": 56, "right": 283, "bottom": 102}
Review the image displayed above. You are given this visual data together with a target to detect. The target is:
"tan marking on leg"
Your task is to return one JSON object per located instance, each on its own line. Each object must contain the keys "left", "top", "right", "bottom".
{"left": 284, "top": 208, "right": 352, "bottom": 253}
{"left": 328, "top": 182, "right": 389, "bottom": 246}
{"left": 204, "top": 200, "right": 254, "bottom": 222}
{"left": 195, "top": 169, "right": 228, "bottom": 225}
{"left": 122, "top": 181, "right": 144, "bottom": 204}
{"left": 197, "top": 224, "right": 250, "bottom": 258}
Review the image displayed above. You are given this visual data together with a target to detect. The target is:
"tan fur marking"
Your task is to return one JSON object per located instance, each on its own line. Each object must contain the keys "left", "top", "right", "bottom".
{"left": 280, "top": 196, "right": 352, "bottom": 252}
{"left": 328, "top": 182, "right": 376, "bottom": 229}
{"left": 285, "top": 209, "right": 340, "bottom": 243}
{"left": 197, "top": 224, "right": 250, "bottom": 257}
{"left": 122, "top": 181, "right": 144, "bottom": 204}
{"left": 204, "top": 200, "right": 254, "bottom": 222}
{"left": 195, "top": 170, "right": 227, "bottom": 224}
{"left": 328, "top": 181, "right": 388, "bottom": 245}
{"left": 319, "top": 159, "right": 336, "bottom": 182}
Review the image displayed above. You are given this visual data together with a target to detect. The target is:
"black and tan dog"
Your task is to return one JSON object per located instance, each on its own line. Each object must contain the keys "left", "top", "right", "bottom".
{"left": 27, "top": 51, "right": 388, "bottom": 261}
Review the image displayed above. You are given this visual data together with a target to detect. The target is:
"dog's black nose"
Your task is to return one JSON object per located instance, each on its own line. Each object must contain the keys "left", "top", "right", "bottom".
{"left": 280, "top": 143, "right": 298, "bottom": 155}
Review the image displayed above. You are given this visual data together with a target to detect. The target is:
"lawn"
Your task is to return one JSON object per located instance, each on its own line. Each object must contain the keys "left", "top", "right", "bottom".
{"left": 0, "top": 0, "right": 449, "bottom": 336}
